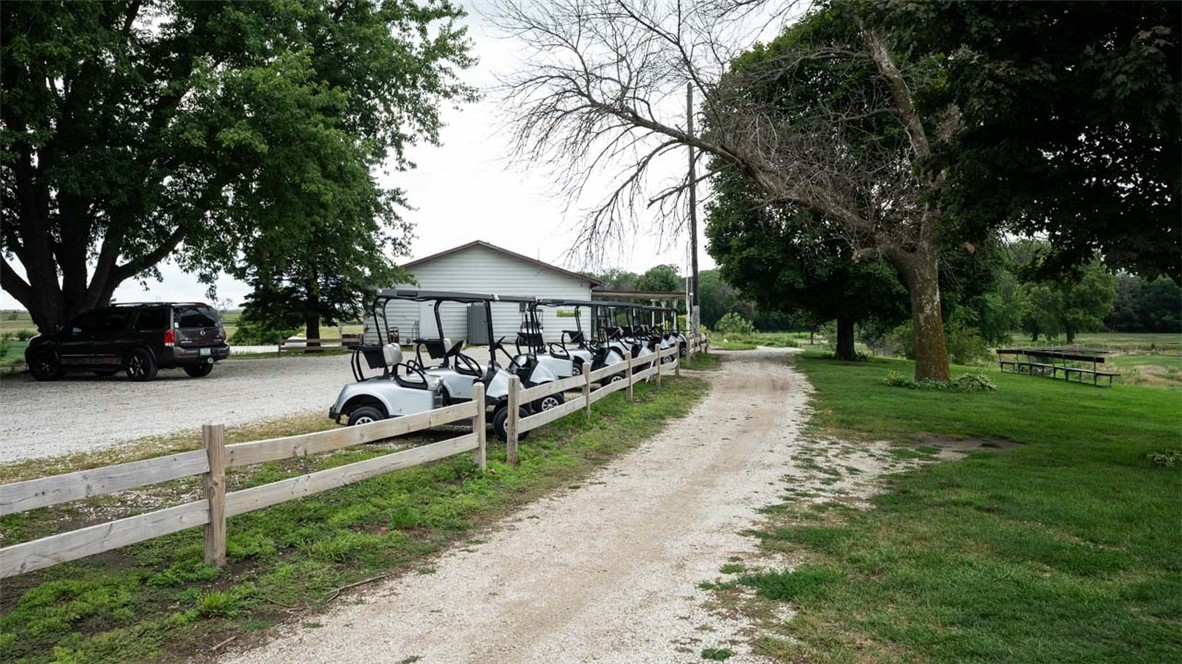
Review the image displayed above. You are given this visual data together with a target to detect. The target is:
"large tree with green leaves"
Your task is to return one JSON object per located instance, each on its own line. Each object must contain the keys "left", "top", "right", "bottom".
{"left": 706, "top": 166, "right": 909, "bottom": 360}
{"left": 896, "top": 1, "right": 1181, "bottom": 281}
{"left": 1, "top": 0, "right": 473, "bottom": 332}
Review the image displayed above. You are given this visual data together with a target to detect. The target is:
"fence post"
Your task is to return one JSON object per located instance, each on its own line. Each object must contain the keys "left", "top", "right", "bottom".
{"left": 472, "top": 383, "right": 487, "bottom": 472}
{"left": 675, "top": 345, "right": 681, "bottom": 377}
{"left": 625, "top": 352, "right": 634, "bottom": 401}
{"left": 655, "top": 349, "right": 662, "bottom": 386}
{"left": 202, "top": 424, "right": 226, "bottom": 567}
{"left": 507, "top": 376, "right": 520, "bottom": 466}
{"left": 583, "top": 367, "right": 592, "bottom": 421}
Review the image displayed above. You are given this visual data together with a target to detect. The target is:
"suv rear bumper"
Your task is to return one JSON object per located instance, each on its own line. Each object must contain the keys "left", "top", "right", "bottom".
{"left": 161, "top": 344, "right": 231, "bottom": 366}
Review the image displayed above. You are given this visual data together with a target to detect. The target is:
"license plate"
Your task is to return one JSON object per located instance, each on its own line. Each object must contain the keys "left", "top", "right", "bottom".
{"left": 200, "top": 348, "right": 211, "bottom": 356}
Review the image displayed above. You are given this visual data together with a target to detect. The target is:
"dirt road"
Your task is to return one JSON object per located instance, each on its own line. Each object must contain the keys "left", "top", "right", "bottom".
{"left": 222, "top": 349, "right": 810, "bottom": 664}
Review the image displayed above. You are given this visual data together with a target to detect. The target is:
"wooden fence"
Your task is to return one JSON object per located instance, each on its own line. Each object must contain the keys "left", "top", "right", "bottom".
{"left": 275, "top": 336, "right": 360, "bottom": 356}
{"left": 1, "top": 339, "right": 703, "bottom": 579}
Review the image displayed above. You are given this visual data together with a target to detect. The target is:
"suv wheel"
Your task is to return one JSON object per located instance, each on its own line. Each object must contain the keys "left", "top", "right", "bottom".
{"left": 29, "top": 352, "right": 63, "bottom": 381}
{"left": 125, "top": 349, "right": 158, "bottom": 381}
{"left": 184, "top": 363, "right": 214, "bottom": 378}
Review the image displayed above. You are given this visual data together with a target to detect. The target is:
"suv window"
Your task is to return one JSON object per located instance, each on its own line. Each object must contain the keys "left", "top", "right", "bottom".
{"left": 70, "top": 311, "right": 102, "bottom": 334}
{"left": 174, "top": 305, "right": 219, "bottom": 329}
{"left": 101, "top": 312, "right": 129, "bottom": 332}
{"left": 134, "top": 308, "right": 169, "bottom": 331}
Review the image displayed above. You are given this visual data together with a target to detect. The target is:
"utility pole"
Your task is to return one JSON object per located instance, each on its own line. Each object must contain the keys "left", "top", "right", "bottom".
{"left": 686, "top": 82, "right": 700, "bottom": 331}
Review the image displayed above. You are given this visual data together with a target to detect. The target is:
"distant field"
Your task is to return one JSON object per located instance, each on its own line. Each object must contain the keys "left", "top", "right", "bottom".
{"left": 1110, "top": 353, "right": 1182, "bottom": 389}
{"left": 1010, "top": 331, "right": 1182, "bottom": 352}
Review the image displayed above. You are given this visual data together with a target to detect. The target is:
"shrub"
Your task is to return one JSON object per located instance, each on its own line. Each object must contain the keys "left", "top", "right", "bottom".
{"left": 15, "top": 329, "right": 35, "bottom": 341}
{"left": 1147, "top": 449, "right": 1182, "bottom": 469}
{"left": 715, "top": 312, "right": 755, "bottom": 336}
{"left": 954, "top": 372, "right": 997, "bottom": 391}
{"left": 946, "top": 324, "right": 991, "bottom": 365}
{"left": 230, "top": 319, "right": 297, "bottom": 345}
{"left": 884, "top": 370, "right": 997, "bottom": 392}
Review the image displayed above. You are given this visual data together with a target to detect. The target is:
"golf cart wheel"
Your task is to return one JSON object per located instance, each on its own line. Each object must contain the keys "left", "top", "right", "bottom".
{"left": 184, "top": 363, "right": 214, "bottom": 378}
{"left": 533, "top": 391, "right": 564, "bottom": 413}
{"left": 29, "top": 352, "right": 63, "bottom": 381}
{"left": 124, "top": 348, "right": 157, "bottom": 381}
{"left": 609, "top": 373, "right": 625, "bottom": 384}
{"left": 347, "top": 406, "right": 385, "bottom": 426}
{"left": 492, "top": 404, "right": 531, "bottom": 443}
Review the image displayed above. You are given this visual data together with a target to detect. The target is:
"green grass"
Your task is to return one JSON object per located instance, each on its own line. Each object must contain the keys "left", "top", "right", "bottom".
{"left": 709, "top": 332, "right": 807, "bottom": 350}
{"left": 0, "top": 377, "right": 708, "bottom": 663}
{"left": 736, "top": 352, "right": 1182, "bottom": 663}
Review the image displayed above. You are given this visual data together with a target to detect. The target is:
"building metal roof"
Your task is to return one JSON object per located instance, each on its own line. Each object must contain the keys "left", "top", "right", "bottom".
{"left": 402, "top": 240, "right": 603, "bottom": 287}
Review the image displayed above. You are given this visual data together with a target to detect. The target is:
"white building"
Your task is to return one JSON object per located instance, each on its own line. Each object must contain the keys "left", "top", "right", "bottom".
{"left": 383, "top": 240, "right": 600, "bottom": 344}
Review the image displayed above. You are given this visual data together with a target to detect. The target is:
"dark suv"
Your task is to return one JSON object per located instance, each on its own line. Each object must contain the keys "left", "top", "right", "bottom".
{"left": 25, "top": 302, "right": 231, "bottom": 381}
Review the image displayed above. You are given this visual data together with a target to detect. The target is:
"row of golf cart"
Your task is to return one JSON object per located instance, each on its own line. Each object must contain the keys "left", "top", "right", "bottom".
{"left": 328, "top": 289, "right": 688, "bottom": 441}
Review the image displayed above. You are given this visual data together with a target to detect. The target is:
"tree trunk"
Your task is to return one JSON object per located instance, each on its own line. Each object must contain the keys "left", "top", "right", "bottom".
{"left": 892, "top": 250, "right": 951, "bottom": 382}
{"left": 1065, "top": 327, "right": 1075, "bottom": 345}
{"left": 304, "top": 271, "right": 321, "bottom": 352}
{"left": 835, "top": 314, "right": 857, "bottom": 360}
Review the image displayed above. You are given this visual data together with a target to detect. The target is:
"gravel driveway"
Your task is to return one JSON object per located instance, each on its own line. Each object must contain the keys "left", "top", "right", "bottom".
{"left": 0, "top": 356, "right": 356, "bottom": 464}
{"left": 0, "top": 349, "right": 500, "bottom": 465}
{"left": 221, "top": 348, "right": 810, "bottom": 664}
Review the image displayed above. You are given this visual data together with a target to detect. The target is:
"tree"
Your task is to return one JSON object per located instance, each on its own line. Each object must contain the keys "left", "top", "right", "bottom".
{"left": 1, "top": 0, "right": 474, "bottom": 332}
{"left": 496, "top": 1, "right": 964, "bottom": 380}
{"left": 896, "top": 2, "right": 1181, "bottom": 281}
{"left": 635, "top": 264, "right": 681, "bottom": 293}
{"left": 1107, "top": 275, "right": 1182, "bottom": 333}
{"left": 706, "top": 165, "right": 909, "bottom": 360}
{"left": 1016, "top": 252, "right": 1117, "bottom": 344}
{"left": 698, "top": 270, "right": 737, "bottom": 330}
{"left": 590, "top": 268, "right": 640, "bottom": 292}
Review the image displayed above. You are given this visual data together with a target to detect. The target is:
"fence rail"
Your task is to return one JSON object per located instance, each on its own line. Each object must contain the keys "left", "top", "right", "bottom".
{"left": 275, "top": 336, "right": 361, "bottom": 356}
{"left": 1, "top": 340, "right": 704, "bottom": 578}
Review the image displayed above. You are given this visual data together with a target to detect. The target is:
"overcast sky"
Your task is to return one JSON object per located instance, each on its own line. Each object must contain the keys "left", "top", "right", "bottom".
{"left": 0, "top": 1, "right": 713, "bottom": 311}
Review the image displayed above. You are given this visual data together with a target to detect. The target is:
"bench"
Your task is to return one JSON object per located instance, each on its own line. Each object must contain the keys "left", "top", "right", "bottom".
{"left": 996, "top": 348, "right": 1115, "bottom": 387}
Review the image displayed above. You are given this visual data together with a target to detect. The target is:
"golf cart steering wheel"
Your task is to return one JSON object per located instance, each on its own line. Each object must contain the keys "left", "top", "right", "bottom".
{"left": 491, "top": 336, "right": 515, "bottom": 366}
{"left": 444, "top": 339, "right": 466, "bottom": 359}
{"left": 455, "top": 350, "right": 482, "bottom": 377}
{"left": 394, "top": 362, "right": 429, "bottom": 388}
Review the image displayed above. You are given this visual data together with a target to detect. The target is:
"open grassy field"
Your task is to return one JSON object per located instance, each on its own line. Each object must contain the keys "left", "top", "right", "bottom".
{"left": 1012, "top": 331, "right": 1182, "bottom": 352}
{"left": 0, "top": 376, "right": 708, "bottom": 663}
{"left": 729, "top": 353, "right": 1182, "bottom": 662}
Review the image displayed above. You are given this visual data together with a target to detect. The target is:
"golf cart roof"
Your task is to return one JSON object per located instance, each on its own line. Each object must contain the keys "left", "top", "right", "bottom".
{"left": 376, "top": 288, "right": 538, "bottom": 304}
{"left": 538, "top": 298, "right": 639, "bottom": 309}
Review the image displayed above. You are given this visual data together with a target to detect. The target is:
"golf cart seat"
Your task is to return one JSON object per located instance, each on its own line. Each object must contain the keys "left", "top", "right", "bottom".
{"left": 384, "top": 344, "right": 439, "bottom": 391}
{"left": 562, "top": 330, "right": 585, "bottom": 345}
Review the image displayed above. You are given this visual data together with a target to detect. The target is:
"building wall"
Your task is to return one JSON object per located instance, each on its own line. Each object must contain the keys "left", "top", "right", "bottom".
{"left": 380, "top": 244, "right": 594, "bottom": 344}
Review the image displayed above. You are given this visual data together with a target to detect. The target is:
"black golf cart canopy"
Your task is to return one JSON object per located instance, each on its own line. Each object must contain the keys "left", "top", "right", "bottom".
{"left": 375, "top": 289, "right": 537, "bottom": 304}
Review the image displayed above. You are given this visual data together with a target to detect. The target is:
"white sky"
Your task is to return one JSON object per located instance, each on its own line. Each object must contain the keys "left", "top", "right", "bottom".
{"left": 0, "top": 1, "right": 713, "bottom": 311}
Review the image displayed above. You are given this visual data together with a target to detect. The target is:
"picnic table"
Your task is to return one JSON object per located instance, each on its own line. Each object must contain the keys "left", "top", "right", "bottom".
{"left": 996, "top": 347, "right": 1117, "bottom": 386}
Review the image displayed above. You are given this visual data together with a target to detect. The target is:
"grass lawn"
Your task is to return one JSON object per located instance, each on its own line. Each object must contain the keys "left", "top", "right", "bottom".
{"left": 737, "top": 353, "right": 1182, "bottom": 663}
{"left": 0, "top": 376, "right": 707, "bottom": 663}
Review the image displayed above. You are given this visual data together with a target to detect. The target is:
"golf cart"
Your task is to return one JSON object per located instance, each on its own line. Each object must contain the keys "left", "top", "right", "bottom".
{"left": 530, "top": 298, "right": 642, "bottom": 384}
{"left": 328, "top": 289, "right": 547, "bottom": 441}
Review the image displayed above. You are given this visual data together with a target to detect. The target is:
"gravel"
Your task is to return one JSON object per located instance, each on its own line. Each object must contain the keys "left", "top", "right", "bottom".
{"left": 0, "top": 348, "right": 501, "bottom": 465}
{"left": 221, "top": 348, "right": 813, "bottom": 664}
{"left": 0, "top": 356, "right": 356, "bottom": 464}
